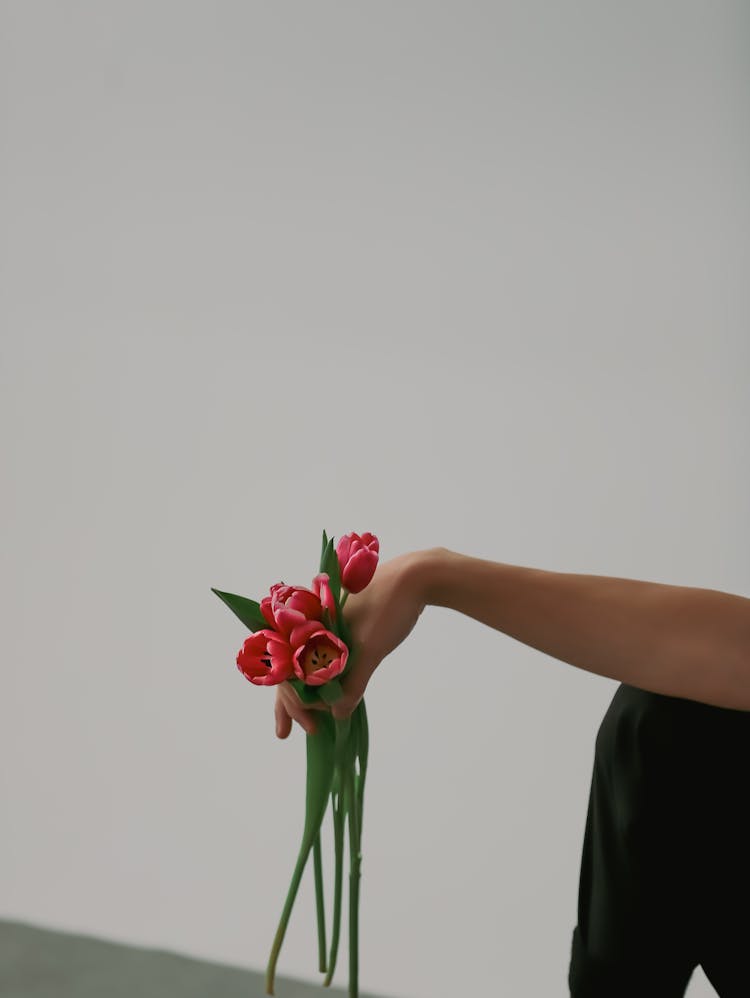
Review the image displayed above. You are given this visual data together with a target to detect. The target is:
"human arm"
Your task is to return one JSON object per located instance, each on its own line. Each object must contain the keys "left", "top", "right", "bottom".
{"left": 275, "top": 545, "right": 750, "bottom": 737}
{"left": 421, "top": 547, "right": 750, "bottom": 711}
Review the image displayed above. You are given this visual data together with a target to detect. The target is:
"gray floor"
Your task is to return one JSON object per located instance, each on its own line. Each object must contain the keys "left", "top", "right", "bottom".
{"left": 0, "top": 919, "right": 385, "bottom": 998}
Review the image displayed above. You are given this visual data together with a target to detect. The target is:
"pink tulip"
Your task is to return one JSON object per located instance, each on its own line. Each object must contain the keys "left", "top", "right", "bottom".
{"left": 260, "top": 581, "right": 325, "bottom": 638}
{"left": 335, "top": 531, "right": 379, "bottom": 593}
{"left": 291, "top": 624, "right": 349, "bottom": 686}
{"left": 311, "top": 572, "right": 337, "bottom": 623}
{"left": 236, "top": 629, "right": 295, "bottom": 686}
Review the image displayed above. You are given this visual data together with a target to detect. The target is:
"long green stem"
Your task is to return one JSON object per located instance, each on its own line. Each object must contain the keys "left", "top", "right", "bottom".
{"left": 322, "top": 769, "right": 345, "bottom": 987}
{"left": 323, "top": 715, "right": 353, "bottom": 986}
{"left": 345, "top": 708, "right": 363, "bottom": 998}
{"left": 313, "top": 830, "right": 327, "bottom": 973}
{"left": 265, "top": 712, "right": 336, "bottom": 996}
{"left": 355, "top": 700, "right": 369, "bottom": 827}
{"left": 264, "top": 700, "right": 367, "bottom": 998}
{"left": 264, "top": 826, "right": 322, "bottom": 995}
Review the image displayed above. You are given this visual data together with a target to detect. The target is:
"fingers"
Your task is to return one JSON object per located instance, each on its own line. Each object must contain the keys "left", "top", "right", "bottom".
{"left": 274, "top": 671, "right": 369, "bottom": 736}
{"left": 274, "top": 693, "right": 292, "bottom": 739}
{"left": 330, "top": 651, "right": 372, "bottom": 720}
{"left": 280, "top": 680, "right": 328, "bottom": 710}
{"left": 276, "top": 683, "right": 321, "bottom": 737}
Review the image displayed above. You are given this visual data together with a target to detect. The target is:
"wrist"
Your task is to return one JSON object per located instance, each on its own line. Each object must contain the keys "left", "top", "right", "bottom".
{"left": 410, "top": 546, "right": 457, "bottom": 609}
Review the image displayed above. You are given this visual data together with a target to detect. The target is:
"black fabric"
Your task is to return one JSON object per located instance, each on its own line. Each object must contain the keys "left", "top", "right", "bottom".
{"left": 569, "top": 683, "right": 750, "bottom": 997}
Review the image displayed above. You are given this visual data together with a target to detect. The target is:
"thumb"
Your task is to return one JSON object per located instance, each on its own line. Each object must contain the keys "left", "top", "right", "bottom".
{"left": 331, "top": 647, "right": 372, "bottom": 719}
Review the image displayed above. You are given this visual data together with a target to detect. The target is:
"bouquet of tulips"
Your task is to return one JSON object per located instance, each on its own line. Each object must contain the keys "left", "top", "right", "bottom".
{"left": 211, "top": 530, "right": 379, "bottom": 998}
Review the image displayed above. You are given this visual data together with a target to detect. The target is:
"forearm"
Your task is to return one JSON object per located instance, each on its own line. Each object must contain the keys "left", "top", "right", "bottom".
{"left": 417, "top": 547, "right": 750, "bottom": 710}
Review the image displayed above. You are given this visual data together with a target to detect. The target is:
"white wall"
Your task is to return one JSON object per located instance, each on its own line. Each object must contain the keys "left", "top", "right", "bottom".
{"left": 2, "top": 2, "right": 748, "bottom": 996}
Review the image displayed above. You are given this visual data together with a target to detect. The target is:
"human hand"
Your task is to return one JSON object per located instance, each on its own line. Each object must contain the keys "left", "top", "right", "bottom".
{"left": 274, "top": 549, "right": 429, "bottom": 738}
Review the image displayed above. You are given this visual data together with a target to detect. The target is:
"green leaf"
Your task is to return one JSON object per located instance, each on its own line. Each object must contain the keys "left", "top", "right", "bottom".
{"left": 287, "top": 677, "right": 322, "bottom": 706}
{"left": 318, "top": 538, "right": 345, "bottom": 643}
{"left": 320, "top": 537, "right": 331, "bottom": 570}
{"left": 211, "top": 588, "right": 267, "bottom": 632}
{"left": 320, "top": 530, "right": 329, "bottom": 572}
{"left": 322, "top": 538, "right": 343, "bottom": 605}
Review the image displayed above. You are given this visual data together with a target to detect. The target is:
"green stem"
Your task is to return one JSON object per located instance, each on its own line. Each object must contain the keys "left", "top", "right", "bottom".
{"left": 265, "top": 712, "right": 336, "bottom": 996}
{"left": 355, "top": 699, "right": 369, "bottom": 828}
{"left": 264, "top": 831, "right": 318, "bottom": 995}
{"left": 323, "top": 716, "right": 354, "bottom": 985}
{"left": 313, "top": 830, "right": 327, "bottom": 973}
{"left": 345, "top": 711, "right": 362, "bottom": 998}
{"left": 322, "top": 768, "right": 345, "bottom": 987}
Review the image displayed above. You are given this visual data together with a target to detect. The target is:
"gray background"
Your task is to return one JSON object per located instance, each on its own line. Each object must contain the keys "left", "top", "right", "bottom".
{"left": 2, "top": 2, "right": 748, "bottom": 996}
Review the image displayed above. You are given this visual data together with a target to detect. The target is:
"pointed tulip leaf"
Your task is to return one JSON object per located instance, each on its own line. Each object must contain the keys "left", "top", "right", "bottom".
{"left": 211, "top": 588, "right": 267, "bottom": 632}
{"left": 321, "top": 537, "right": 333, "bottom": 578}
{"left": 322, "top": 539, "right": 342, "bottom": 606}
{"left": 331, "top": 545, "right": 343, "bottom": 598}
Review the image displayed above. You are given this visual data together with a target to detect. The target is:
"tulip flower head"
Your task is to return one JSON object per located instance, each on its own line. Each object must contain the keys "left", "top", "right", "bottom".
{"left": 336, "top": 532, "right": 379, "bottom": 593}
{"left": 213, "top": 528, "right": 379, "bottom": 998}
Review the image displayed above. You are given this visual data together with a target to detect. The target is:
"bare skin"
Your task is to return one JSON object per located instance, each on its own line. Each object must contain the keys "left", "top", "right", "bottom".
{"left": 275, "top": 546, "right": 750, "bottom": 738}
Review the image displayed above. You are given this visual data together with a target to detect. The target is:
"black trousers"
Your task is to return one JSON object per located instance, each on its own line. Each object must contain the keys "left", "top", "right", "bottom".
{"left": 568, "top": 683, "right": 750, "bottom": 997}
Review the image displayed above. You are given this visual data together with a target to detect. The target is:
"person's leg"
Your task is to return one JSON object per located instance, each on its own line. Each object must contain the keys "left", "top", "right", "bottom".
{"left": 568, "top": 924, "right": 696, "bottom": 998}
{"left": 692, "top": 709, "right": 750, "bottom": 997}
{"left": 567, "top": 777, "right": 698, "bottom": 998}
{"left": 568, "top": 686, "right": 700, "bottom": 997}
{"left": 699, "top": 937, "right": 748, "bottom": 998}
{"left": 694, "top": 820, "right": 750, "bottom": 996}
